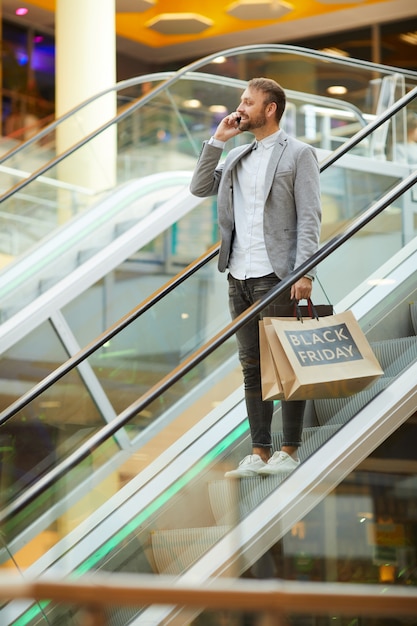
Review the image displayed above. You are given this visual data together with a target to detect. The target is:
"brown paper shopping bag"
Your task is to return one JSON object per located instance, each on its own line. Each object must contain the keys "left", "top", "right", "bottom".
{"left": 259, "top": 319, "right": 285, "bottom": 400}
{"left": 260, "top": 299, "right": 333, "bottom": 401}
{"left": 267, "top": 310, "right": 383, "bottom": 400}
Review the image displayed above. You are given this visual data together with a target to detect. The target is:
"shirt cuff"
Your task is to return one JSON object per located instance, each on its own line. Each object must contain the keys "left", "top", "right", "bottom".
{"left": 208, "top": 136, "right": 225, "bottom": 149}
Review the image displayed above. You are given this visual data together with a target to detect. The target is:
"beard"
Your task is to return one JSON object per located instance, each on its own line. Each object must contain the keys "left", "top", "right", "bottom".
{"left": 238, "top": 110, "right": 267, "bottom": 132}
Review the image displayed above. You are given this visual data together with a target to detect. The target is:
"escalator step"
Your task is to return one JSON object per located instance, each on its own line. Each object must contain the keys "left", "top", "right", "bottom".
{"left": 77, "top": 247, "right": 101, "bottom": 264}
{"left": 314, "top": 336, "right": 417, "bottom": 426}
{"left": 208, "top": 426, "right": 339, "bottom": 526}
{"left": 371, "top": 335, "right": 417, "bottom": 376}
{"left": 151, "top": 525, "right": 230, "bottom": 575}
{"left": 314, "top": 377, "right": 390, "bottom": 425}
{"left": 114, "top": 219, "right": 137, "bottom": 236}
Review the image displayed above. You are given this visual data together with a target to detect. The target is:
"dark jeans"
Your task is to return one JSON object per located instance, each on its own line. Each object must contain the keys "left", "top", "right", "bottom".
{"left": 228, "top": 273, "right": 305, "bottom": 450}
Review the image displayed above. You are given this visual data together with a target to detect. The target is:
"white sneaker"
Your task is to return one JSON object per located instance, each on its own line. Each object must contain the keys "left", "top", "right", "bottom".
{"left": 224, "top": 454, "right": 266, "bottom": 478}
{"left": 258, "top": 451, "right": 300, "bottom": 476}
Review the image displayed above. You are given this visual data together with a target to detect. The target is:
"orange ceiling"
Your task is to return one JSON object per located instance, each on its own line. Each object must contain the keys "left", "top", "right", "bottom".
{"left": 12, "top": 0, "right": 393, "bottom": 48}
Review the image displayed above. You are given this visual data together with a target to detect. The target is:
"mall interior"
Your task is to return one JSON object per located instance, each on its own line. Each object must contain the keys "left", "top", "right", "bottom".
{"left": 1, "top": 1, "right": 417, "bottom": 625}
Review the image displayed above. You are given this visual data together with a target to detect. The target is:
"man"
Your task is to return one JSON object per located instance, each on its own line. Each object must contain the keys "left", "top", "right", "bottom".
{"left": 190, "top": 78, "right": 322, "bottom": 478}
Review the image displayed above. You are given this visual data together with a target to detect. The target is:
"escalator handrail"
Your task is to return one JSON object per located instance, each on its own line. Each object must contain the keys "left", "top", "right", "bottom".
{"left": 320, "top": 86, "right": 417, "bottom": 171}
{"left": 1, "top": 85, "right": 416, "bottom": 428}
{"left": 2, "top": 42, "right": 416, "bottom": 204}
{"left": 0, "top": 72, "right": 175, "bottom": 165}
{"left": 1, "top": 166, "right": 416, "bottom": 525}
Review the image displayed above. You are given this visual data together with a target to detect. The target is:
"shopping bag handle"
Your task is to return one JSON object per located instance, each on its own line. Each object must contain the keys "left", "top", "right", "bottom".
{"left": 294, "top": 298, "right": 320, "bottom": 322}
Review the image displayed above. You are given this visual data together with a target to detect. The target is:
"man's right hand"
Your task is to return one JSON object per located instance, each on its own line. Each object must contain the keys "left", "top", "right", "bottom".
{"left": 213, "top": 112, "right": 242, "bottom": 142}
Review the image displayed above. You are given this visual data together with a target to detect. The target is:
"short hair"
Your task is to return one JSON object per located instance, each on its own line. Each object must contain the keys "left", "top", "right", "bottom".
{"left": 248, "top": 77, "right": 286, "bottom": 122}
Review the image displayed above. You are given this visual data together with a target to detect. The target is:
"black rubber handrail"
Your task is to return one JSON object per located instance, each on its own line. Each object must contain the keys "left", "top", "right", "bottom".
{"left": 1, "top": 166, "right": 416, "bottom": 525}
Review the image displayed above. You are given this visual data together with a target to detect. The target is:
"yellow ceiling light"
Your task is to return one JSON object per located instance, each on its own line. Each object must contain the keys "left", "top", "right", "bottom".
{"left": 210, "top": 104, "right": 228, "bottom": 113}
{"left": 116, "top": 0, "right": 155, "bottom": 11}
{"left": 146, "top": 13, "right": 214, "bottom": 35}
{"left": 226, "top": 0, "right": 293, "bottom": 20}
{"left": 327, "top": 85, "right": 348, "bottom": 95}
{"left": 320, "top": 47, "right": 349, "bottom": 57}
{"left": 183, "top": 99, "right": 202, "bottom": 108}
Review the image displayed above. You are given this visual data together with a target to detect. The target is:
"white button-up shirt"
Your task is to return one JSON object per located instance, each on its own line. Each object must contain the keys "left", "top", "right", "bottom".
{"left": 228, "top": 130, "right": 281, "bottom": 279}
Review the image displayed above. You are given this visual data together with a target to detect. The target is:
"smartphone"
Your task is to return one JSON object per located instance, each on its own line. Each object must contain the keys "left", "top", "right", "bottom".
{"left": 236, "top": 116, "right": 241, "bottom": 124}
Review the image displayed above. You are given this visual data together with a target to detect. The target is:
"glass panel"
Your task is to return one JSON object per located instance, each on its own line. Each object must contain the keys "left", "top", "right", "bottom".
{"left": 0, "top": 319, "right": 69, "bottom": 412}
{"left": 0, "top": 170, "right": 195, "bottom": 320}
{"left": 61, "top": 253, "right": 236, "bottom": 431}
{"left": 0, "top": 75, "right": 166, "bottom": 174}
{"left": 63, "top": 198, "right": 219, "bottom": 332}
{"left": 1, "top": 435, "right": 120, "bottom": 567}
{"left": 0, "top": 362, "right": 106, "bottom": 508}
{"left": 318, "top": 167, "right": 407, "bottom": 305}
{"left": 192, "top": 46, "right": 417, "bottom": 112}
{"left": 238, "top": 415, "right": 417, "bottom": 626}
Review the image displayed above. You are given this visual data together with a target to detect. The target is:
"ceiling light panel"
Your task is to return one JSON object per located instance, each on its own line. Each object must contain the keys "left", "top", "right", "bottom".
{"left": 226, "top": 0, "right": 293, "bottom": 20}
{"left": 116, "top": 0, "right": 155, "bottom": 12}
{"left": 146, "top": 13, "right": 213, "bottom": 35}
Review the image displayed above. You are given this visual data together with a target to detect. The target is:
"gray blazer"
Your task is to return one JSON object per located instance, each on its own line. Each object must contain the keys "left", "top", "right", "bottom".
{"left": 190, "top": 130, "right": 322, "bottom": 280}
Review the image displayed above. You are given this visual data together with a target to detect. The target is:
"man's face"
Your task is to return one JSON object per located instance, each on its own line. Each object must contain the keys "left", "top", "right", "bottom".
{"left": 236, "top": 87, "right": 268, "bottom": 132}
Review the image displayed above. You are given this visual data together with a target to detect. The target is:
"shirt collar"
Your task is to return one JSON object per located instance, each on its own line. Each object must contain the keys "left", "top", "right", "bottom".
{"left": 256, "top": 129, "right": 282, "bottom": 150}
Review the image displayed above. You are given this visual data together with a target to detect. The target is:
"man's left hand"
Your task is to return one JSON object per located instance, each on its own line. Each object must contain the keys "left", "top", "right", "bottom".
{"left": 290, "top": 277, "right": 313, "bottom": 301}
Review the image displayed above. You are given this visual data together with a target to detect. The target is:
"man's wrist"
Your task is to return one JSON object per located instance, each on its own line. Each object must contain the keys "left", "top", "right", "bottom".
{"left": 208, "top": 136, "right": 225, "bottom": 148}
{"left": 303, "top": 274, "right": 314, "bottom": 281}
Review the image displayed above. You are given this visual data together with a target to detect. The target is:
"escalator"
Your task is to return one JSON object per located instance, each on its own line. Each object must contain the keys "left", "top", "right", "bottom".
{"left": 1, "top": 168, "right": 417, "bottom": 625}
{"left": 1, "top": 46, "right": 417, "bottom": 625}
{"left": 1, "top": 160, "right": 417, "bottom": 625}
